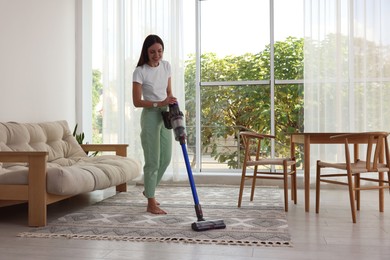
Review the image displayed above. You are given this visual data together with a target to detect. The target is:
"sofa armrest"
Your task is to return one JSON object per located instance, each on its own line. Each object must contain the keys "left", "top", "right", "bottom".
{"left": 79, "top": 144, "right": 129, "bottom": 193}
{"left": 0, "top": 151, "right": 48, "bottom": 226}
{"left": 0, "top": 151, "right": 48, "bottom": 163}
{"left": 80, "top": 144, "right": 128, "bottom": 157}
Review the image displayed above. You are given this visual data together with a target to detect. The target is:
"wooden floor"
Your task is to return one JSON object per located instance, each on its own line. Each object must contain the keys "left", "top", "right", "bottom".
{"left": 1, "top": 187, "right": 389, "bottom": 260}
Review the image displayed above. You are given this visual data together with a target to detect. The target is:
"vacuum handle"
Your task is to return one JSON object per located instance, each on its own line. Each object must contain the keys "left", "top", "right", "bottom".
{"left": 181, "top": 143, "right": 199, "bottom": 205}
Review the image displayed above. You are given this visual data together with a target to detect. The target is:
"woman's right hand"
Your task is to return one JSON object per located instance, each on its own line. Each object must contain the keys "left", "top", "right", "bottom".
{"left": 164, "top": 96, "right": 177, "bottom": 106}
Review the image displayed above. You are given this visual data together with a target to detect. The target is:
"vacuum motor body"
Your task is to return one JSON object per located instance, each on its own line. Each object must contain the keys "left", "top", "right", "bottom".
{"left": 162, "top": 103, "right": 186, "bottom": 144}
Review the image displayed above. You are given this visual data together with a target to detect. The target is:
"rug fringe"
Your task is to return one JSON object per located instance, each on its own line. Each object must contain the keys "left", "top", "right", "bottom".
{"left": 18, "top": 232, "right": 291, "bottom": 247}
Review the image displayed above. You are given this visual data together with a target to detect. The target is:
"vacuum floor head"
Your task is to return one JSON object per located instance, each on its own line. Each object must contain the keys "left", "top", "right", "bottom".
{"left": 191, "top": 219, "right": 226, "bottom": 231}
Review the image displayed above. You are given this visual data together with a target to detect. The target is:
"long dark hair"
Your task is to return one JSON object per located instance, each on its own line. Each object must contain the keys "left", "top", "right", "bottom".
{"left": 136, "top": 34, "right": 165, "bottom": 67}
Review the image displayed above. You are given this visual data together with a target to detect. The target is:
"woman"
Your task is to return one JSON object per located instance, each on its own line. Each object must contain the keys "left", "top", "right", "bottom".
{"left": 132, "top": 34, "right": 177, "bottom": 214}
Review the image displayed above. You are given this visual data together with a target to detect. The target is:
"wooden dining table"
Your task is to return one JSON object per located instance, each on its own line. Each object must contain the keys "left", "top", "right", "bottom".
{"left": 288, "top": 132, "right": 383, "bottom": 212}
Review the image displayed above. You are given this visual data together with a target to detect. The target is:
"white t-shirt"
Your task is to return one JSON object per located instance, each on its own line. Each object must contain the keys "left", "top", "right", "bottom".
{"left": 132, "top": 60, "right": 171, "bottom": 102}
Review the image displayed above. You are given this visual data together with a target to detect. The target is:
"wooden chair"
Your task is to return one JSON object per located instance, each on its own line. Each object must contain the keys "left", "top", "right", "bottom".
{"left": 237, "top": 131, "right": 297, "bottom": 211}
{"left": 316, "top": 132, "right": 390, "bottom": 223}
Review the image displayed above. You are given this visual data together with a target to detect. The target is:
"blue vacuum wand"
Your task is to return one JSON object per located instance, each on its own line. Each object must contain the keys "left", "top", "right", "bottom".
{"left": 162, "top": 103, "right": 226, "bottom": 231}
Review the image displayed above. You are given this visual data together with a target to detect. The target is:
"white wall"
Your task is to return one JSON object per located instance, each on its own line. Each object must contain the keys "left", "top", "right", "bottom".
{"left": 0, "top": 0, "right": 76, "bottom": 126}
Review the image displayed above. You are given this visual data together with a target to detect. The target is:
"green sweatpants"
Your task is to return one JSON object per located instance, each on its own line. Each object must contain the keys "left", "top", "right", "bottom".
{"left": 141, "top": 107, "right": 172, "bottom": 198}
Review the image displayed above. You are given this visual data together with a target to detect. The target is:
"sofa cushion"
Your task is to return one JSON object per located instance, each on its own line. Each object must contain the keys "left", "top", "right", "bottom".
{"left": 47, "top": 155, "right": 141, "bottom": 195}
{"left": 0, "top": 121, "right": 87, "bottom": 164}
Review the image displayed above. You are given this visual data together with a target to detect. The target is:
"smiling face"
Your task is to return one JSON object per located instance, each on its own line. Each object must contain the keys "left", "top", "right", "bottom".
{"left": 147, "top": 43, "right": 164, "bottom": 67}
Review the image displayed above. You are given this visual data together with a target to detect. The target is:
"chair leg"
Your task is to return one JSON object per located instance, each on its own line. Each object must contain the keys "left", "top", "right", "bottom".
{"left": 315, "top": 161, "right": 321, "bottom": 214}
{"left": 237, "top": 167, "right": 247, "bottom": 208}
{"left": 347, "top": 172, "right": 357, "bottom": 223}
{"left": 355, "top": 173, "right": 360, "bottom": 211}
{"left": 283, "top": 160, "right": 288, "bottom": 211}
{"left": 293, "top": 167, "right": 297, "bottom": 205}
{"left": 250, "top": 167, "right": 258, "bottom": 202}
{"left": 379, "top": 171, "right": 384, "bottom": 213}
{"left": 290, "top": 168, "right": 295, "bottom": 201}
{"left": 292, "top": 164, "right": 297, "bottom": 204}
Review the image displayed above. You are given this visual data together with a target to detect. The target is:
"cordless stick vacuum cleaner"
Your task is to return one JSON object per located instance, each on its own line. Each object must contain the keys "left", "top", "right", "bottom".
{"left": 162, "top": 103, "right": 226, "bottom": 232}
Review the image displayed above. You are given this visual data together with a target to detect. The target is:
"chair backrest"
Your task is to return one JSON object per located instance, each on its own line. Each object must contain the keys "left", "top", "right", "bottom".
{"left": 239, "top": 131, "right": 275, "bottom": 163}
{"left": 332, "top": 132, "right": 390, "bottom": 171}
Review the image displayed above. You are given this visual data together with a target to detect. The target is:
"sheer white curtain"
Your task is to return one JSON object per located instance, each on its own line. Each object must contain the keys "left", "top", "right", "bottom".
{"left": 304, "top": 0, "right": 390, "bottom": 177}
{"left": 97, "top": 0, "right": 186, "bottom": 182}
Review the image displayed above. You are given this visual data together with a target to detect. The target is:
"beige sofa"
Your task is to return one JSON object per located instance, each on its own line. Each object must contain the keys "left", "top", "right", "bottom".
{"left": 0, "top": 120, "right": 141, "bottom": 227}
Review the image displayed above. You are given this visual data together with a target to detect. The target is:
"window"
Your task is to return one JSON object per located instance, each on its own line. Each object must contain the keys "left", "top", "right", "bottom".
{"left": 191, "top": 0, "right": 304, "bottom": 171}
{"left": 91, "top": 0, "right": 305, "bottom": 175}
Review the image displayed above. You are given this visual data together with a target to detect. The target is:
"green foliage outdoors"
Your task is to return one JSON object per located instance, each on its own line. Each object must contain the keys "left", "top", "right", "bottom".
{"left": 74, "top": 70, "right": 102, "bottom": 146}
{"left": 92, "top": 70, "right": 103, "bottom": 144}
{"left": 184, "top": 36, "right": 304, "bottom": 168}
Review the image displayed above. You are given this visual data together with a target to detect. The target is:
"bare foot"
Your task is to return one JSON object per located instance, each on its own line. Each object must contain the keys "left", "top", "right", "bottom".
{"left": 147, "top": 205, "right": 167, "bottom": 214}
{"left": 147, "top": 198, "right": 166, "bottom": 214}
{"left": 143, "top": 191, "right": 160, "bottom": 205}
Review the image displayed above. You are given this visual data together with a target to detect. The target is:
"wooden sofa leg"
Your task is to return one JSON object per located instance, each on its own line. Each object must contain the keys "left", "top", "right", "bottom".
{"left": 116, "top": 183, "right": 127, "bottom": 192}
{"left": 28, "top": 200, "right": 47, "bottom": 227}
{"left": 28, "top": 155, "right": 48, "bottom": 227}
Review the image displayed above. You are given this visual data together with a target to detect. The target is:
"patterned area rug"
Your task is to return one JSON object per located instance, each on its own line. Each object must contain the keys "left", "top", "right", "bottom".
{"left": 18, "top": 185, "right": 291, "bottom": 247}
